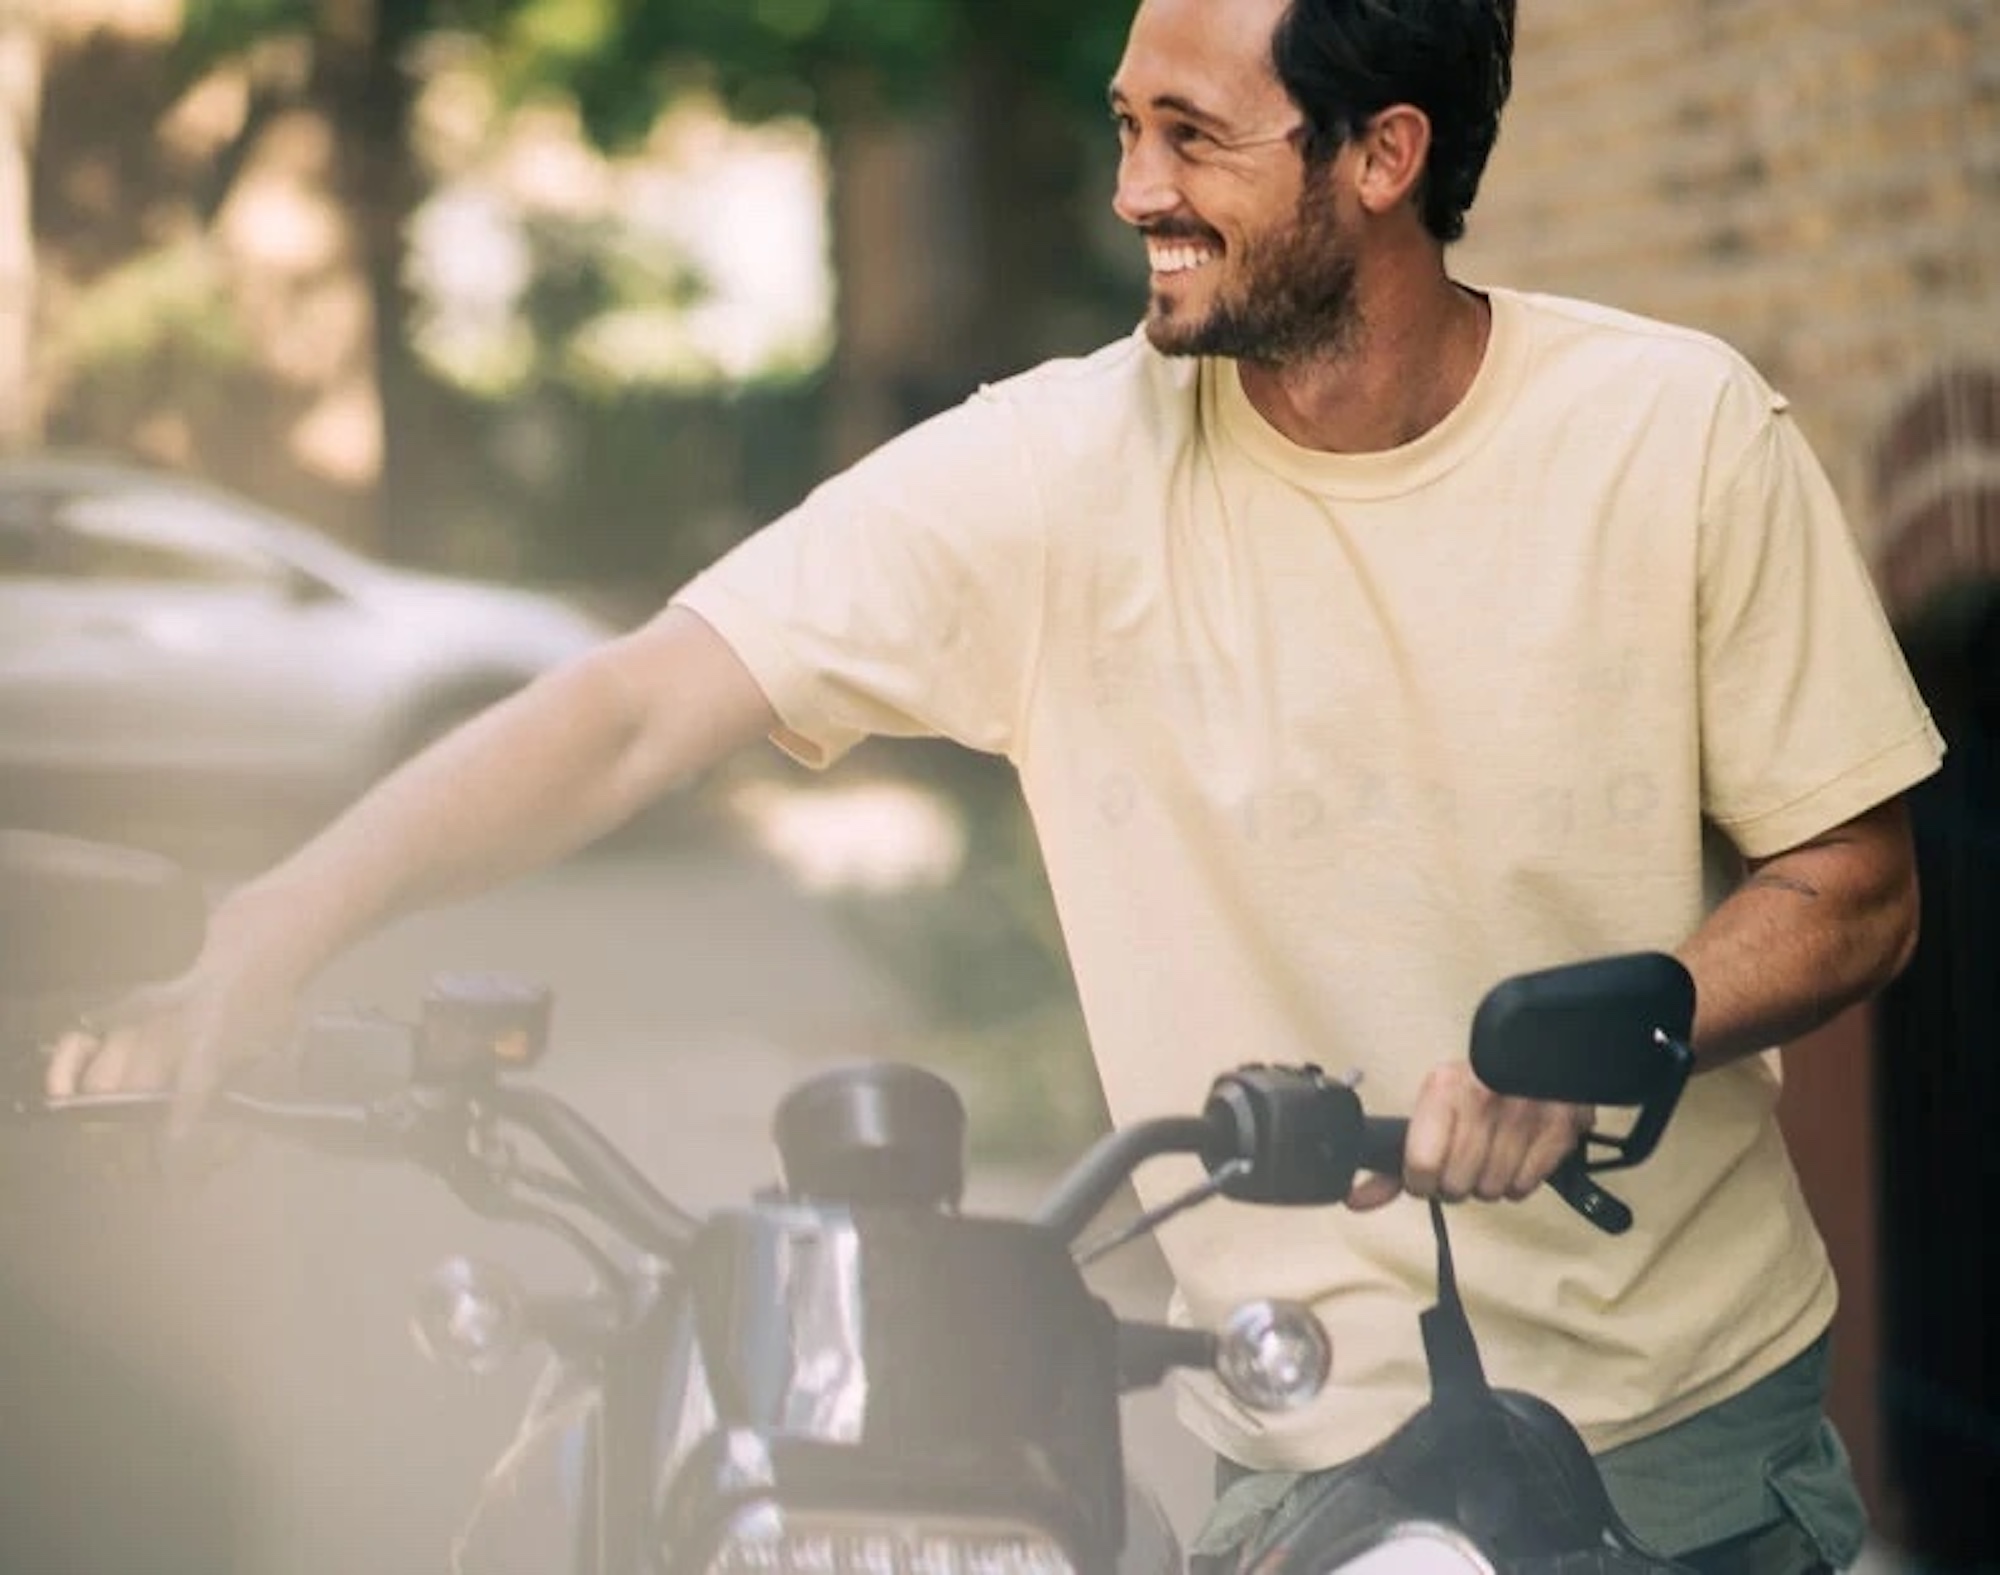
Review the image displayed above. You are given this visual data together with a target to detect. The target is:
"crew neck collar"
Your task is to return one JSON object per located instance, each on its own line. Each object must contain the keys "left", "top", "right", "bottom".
{"left": 1207, "top": 285, "right": 1528, "bottom": 499}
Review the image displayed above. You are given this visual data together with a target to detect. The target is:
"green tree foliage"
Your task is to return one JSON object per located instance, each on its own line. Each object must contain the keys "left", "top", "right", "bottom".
{"left": 550, "top": 0, "right": 1148, "bottom": 441}
{"left": 495, "top": 0, "right": 1132, "bottom": 147}
{"left": 163, "top": 0, "right": 1146, "bottom": 448}
{"left": 175, "top": 0, "right": 1136, "bottom": 152}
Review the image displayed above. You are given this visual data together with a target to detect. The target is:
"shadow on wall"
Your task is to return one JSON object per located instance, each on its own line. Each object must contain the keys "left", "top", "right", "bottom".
{"left": 1869, "top": 364, "right": 2000, "bottom": 1571}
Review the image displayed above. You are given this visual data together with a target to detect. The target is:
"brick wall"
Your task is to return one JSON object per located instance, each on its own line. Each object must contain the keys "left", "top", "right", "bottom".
{"left": 1454, "top": 9, "right": 2000, "bottom": 1537}
{"left": 1457, "top": 0, "right": 2000, "bottom": 568}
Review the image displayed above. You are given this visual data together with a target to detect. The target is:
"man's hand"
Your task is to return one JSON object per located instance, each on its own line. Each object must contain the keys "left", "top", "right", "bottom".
{"left": 1346, "top": 1060, "right": 1593, "bottom": 1211}
{"left": 44, "top": 934, "right": 304, "bottom": 1137}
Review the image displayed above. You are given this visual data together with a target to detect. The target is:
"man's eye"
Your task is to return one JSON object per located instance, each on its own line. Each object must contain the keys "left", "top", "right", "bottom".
{"left": 1167, "top": 123, "right": 1216, "bottom": 156}
{"left": 1110, "top": 111, "right": 1139, "bottom": 146}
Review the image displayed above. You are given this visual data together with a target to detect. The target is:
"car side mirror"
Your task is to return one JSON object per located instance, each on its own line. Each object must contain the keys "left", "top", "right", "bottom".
{"left": 1470, "top": 951, "right": 1696, "bottom": 1171}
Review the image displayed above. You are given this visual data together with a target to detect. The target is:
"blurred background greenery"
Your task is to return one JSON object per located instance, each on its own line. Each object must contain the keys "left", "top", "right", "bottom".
{"left": 20, "top": 0, "right": 1148, "bottom": 582}
{"left": 8, "top": 0, "right": 1164, "bottom": 1154}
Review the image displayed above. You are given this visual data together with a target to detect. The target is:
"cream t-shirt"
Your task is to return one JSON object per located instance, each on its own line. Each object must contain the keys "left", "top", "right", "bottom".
{"left": 673, "top": 288, "right": 1945, "bottom": 1463}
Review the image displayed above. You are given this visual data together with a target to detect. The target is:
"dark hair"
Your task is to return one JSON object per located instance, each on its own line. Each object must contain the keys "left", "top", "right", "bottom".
{"left": 1270, "top": 0, "right": 1515, "bottom": 243}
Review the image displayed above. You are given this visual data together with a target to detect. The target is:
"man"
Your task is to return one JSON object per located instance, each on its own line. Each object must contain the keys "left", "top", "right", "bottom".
{"left": 54, "top": 0, "right": 1942, "bottom": 1569}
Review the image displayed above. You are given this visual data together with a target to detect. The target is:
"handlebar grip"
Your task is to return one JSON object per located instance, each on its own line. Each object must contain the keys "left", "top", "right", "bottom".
{"left": 1357, "top": 1116, "right": 1407, "bottom": 1178}
{"left": 8, "top": 1090, "right": 168, "bottom": 1125}
{"left": 21, "top": 1086, "right": 383, "bottom": 1146}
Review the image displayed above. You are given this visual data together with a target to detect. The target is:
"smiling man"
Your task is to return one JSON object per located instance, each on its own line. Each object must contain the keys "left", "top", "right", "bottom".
{"left": 61, "top": 2, "right": 1942, "bottom": 1571}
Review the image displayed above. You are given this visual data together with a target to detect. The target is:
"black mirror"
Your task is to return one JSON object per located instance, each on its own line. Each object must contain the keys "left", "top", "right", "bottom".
{"left": 0, "top": 830, "right": 206, "bottom": 999}
{"left": 1470, "top": 952, "right": 1695, "bottom": 1108}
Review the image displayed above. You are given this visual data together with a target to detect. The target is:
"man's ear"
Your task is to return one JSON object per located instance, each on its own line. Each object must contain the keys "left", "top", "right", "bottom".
{"left": 1351, "top": 104, "right": 1432, "bottom": 217}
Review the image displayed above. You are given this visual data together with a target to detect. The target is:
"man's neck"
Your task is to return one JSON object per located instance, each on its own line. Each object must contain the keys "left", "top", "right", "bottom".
{"left": 1237, "top": 272, "right": 1491, "bottom": 455}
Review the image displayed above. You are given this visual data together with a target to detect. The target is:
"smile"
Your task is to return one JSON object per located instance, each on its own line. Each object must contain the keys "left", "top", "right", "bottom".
{"left": 1147, "top": 241, "right": 1219, "bottom": 276}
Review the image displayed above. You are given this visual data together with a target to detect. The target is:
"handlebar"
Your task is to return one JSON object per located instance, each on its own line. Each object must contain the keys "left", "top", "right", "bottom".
{"left": 1034, "top": 1083, "right": 1417, "bottom": 1247}
{"left": 20, "top": 1073, "right": 699, "bottom": 1263}
{"left": 1033, "top": 1066, "right": 1631, "bottom": 1252}
{"left": 24, "top": 1087, "right": 383, "bottom": 1140}
{"left": 20, "top": 1047, "right": 1632, "bottom": 1304}
{"left": 1032, "top": 1116, "right": 1216, "bottom": 1241}
{"left": 1357, "top": 1115, "right": 1408, "bottom": 1177}
{"left": 480, "top": 1084, "right": 697, "bottom": 1259}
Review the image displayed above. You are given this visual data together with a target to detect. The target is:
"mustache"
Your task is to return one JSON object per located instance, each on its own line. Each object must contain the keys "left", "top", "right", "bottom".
{"left": 1141, "top": 221, "right": 1221, "bottom": 245}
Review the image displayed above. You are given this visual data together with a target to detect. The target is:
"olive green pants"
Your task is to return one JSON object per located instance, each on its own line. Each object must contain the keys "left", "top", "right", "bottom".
{"left": 1196, "top": 1332, "right": 1865, "bottom": 1573}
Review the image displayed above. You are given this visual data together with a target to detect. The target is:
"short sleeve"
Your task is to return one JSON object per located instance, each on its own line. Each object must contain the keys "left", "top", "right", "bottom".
{"left": 1698, "top": 398, "right": 1944, "bottom": 856}
{"left": 671, "top": 388, "right": 1049, "bottom": 768}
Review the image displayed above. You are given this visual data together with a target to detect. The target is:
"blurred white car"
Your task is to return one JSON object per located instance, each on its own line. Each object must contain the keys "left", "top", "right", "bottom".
{"left": 0, "top": 454, "right": 616, "bottom": 845}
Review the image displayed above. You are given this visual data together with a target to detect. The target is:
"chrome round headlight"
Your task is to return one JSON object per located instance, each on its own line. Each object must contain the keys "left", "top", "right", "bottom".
{"left": 409, "top": 1255, "right": 526, "bottom": 1375}
{"left": 1214, "top": 1298, "right": 1332, "bottom": 1413}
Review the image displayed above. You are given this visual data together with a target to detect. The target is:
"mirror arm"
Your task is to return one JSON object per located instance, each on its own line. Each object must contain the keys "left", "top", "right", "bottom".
{"left": 1545, "top": 1029, "right": 1695, "bottom": 1234}
{"left": 1583, "top": 1030, "right": 1696, "bottom": 1173}
{"left": 1548, "top": 1155, "right": 1634, "bottom": 1234}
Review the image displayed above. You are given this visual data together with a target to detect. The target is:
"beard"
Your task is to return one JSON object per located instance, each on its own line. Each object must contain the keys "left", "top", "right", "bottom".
{"left": 1143, "top": 179, "right": 1359, "bottom": 365}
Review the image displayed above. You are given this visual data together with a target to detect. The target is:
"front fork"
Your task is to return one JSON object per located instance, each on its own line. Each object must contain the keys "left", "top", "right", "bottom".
{"left": 587, "top": 1272, "right": 686, "bottom": 1575}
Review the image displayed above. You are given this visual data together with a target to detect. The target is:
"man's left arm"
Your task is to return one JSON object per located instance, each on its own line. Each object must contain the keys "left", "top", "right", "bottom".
{"left": 1675, "top": 795, "right": 1921, "bottom": 1069}
{"left": 1387, "top": 797, "right": 1922, "bottom": 1207}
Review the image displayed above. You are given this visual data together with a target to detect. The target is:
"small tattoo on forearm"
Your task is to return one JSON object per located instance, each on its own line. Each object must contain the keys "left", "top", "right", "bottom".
{"left": 1747, "top": 871, "right": 1822, "bottom": 900}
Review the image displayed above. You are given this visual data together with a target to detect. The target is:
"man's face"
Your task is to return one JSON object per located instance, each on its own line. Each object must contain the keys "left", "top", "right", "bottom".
{"left": 1110, "top": 0, "right": 1359, "bottom": 363}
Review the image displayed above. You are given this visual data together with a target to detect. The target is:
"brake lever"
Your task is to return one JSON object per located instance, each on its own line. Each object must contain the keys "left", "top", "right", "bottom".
{"left": 1547, "top": 1151, "right": 1632, "bottom": 1235}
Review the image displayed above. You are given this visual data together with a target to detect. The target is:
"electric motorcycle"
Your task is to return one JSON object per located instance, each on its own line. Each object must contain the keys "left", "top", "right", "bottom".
{"left": 2, "top": 828, "right": 1697, "bottom": 1575}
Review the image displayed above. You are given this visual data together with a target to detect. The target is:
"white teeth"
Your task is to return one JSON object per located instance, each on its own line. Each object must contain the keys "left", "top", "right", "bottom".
{"left": 1148, "top": 243, "right": 1217, "bottom": 275}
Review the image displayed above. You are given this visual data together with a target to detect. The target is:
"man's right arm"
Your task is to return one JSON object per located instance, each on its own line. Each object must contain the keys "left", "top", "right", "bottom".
{"left": 48, "top": 605, "right": 776, "bottom": 1103}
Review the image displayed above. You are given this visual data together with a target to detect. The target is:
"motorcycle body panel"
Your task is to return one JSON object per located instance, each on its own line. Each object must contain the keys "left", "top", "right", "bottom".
{"left": 655, "top": 1201, "right": 1127, "bottom": 1574}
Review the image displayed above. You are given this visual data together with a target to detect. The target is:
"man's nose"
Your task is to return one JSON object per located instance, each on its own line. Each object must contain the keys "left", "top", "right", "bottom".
{"left": 1112, "top": 139, "right": 1179, "bottom": 228}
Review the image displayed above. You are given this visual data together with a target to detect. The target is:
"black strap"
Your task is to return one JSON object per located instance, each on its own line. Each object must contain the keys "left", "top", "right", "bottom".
{"left": 1419, "top": 1197, "right": 1494, "bottom": 1420}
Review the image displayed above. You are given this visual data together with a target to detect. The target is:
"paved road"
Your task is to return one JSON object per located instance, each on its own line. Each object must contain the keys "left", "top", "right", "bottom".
{"left": 0, "top": 839, "right": 1207, "bottom": 1574}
